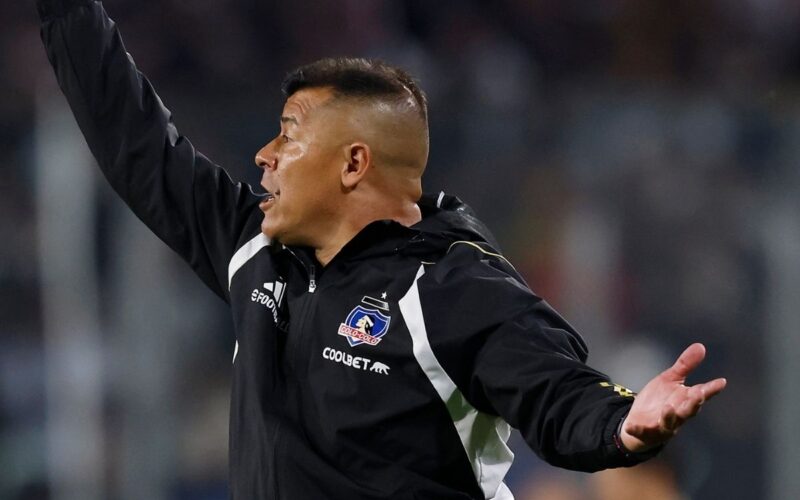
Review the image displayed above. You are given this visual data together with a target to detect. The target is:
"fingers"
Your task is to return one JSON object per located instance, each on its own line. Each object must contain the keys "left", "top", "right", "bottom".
{"left": 701, "top": 377, "right": 728, "bottom": 399}
{"left": 660, "top": 403, "right": 679, "bottom": 432}
{"left": 620, "top": 345, "right": 726, "bottom": 451}
{"left": 674, "top": 385, "right": 704, "bottom": 420}
{"left": 662, "top": 378, "right": 728, "bottom": 431}
{"left": 667, "top": 343, "right": 706, "bottom": 380}
{"left": 657, "top": 400, "right": 688, "bottom": 436}
{"left": 623, "top": 407, "right": 680, "bottom": 449}
{"left": 620, "top": 419, "right": 659, "bottom": 447}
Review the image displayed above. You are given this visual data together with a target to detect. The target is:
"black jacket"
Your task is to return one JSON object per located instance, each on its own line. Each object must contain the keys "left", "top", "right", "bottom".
{"left": 38, "top": 1, "right": 655, "bottom": 498}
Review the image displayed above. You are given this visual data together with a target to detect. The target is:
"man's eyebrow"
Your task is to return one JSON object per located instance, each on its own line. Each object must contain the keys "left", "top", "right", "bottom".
{"left": 280, "top": 115, "right": 299, "bottom": 125}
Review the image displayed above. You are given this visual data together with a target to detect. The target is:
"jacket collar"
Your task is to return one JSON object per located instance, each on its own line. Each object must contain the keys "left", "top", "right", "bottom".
{"left": 278, "top": 191, "right": 499, "bottom": 266}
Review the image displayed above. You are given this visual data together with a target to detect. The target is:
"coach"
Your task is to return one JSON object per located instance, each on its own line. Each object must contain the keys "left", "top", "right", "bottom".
{"left": 37, "top": 0, "right": 726, "bottom": 498}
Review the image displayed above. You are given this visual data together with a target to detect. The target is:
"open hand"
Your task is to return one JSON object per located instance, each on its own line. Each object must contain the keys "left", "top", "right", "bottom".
{"left": 620, "top": 343, "right": 727, "bottom": 453}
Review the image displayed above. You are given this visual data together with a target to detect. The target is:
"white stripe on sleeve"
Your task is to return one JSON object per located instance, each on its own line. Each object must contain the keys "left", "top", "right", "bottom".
{"left": 227, "top": 232, "right": 270, "bottom": 289}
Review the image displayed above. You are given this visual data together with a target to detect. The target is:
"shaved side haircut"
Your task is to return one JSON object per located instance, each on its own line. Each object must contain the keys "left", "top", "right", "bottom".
{"left": 281, "top": 58, "right": 428, "bottom": 123}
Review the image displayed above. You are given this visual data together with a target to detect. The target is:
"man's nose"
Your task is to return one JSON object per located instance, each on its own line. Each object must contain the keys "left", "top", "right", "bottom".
{"left": 254, "top": 142, "right": 276, "bottom": 170}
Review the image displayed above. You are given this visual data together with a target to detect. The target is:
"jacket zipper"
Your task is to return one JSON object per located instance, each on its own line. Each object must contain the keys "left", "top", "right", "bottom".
{"left": 285, "top": 247, "right": 317, "bottom": 294}
{"left": 308, "top": 264, "right": 317, "bottom": 293}
{"left": 284, "top": 247, "right": 319, "bottom": 375}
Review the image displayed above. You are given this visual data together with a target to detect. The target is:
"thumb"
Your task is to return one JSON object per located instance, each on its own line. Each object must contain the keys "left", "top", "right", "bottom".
{"left": 666, "top": 343, "right": 706, "bottom": 380}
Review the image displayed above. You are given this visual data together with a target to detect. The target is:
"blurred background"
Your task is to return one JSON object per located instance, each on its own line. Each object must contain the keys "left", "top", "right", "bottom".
{"left": 2, "top": 0, "right": 800, "bottom": 499}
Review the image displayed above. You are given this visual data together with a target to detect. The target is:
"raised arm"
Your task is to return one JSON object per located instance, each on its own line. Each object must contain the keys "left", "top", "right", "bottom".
{"left": 37, "top": 0, "right": 262, "bottom": 300}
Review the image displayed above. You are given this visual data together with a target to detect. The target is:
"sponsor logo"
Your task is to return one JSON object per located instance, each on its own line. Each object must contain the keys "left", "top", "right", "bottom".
{"left": 321, "top": 347, "right": 390, "bottom": 375}
{"left": 338, "top": 296, "right": 391, "bottom": 347}
{"left": 251, "top": 279, "right": 286, "bottom": 326}
{"left": 370, "top": 361, "right": 390, "bottom": 375}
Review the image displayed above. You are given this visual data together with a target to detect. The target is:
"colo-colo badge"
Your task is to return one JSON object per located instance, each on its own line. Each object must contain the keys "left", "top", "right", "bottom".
{"left": 338, "top": 295, "right": 391, "bottom": 347}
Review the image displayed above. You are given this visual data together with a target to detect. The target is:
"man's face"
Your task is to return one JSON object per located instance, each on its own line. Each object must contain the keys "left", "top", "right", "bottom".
{"left": 255, "top": 87, "right": 345, "bottom": 246}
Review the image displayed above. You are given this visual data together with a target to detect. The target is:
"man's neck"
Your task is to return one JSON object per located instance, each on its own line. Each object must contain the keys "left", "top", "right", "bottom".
{"left": 314, "top": 200, "right": 421, "bottom": 266}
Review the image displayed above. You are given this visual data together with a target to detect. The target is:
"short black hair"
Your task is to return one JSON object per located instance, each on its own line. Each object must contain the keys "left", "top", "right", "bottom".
{"left": 281, "top": 57, "right": 428, "bottom": 121}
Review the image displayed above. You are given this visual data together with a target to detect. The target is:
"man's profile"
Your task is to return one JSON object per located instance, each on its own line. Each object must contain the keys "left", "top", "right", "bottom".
{"left": 37, "top": 0, "right": 726, "bottom": 498}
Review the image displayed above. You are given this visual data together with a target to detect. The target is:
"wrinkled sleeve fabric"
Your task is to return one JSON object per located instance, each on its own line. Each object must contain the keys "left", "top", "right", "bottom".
{"left": 37, "top": 0, "right": 261, "bottom": 301}
{"left": 418, "top": 242, "right": 659, "bottom": 471}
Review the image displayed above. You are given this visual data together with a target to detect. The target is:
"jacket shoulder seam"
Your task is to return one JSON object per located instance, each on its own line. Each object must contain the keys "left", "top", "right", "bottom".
{"left": 447, "top": 240, "right": 516, "bottom": 270}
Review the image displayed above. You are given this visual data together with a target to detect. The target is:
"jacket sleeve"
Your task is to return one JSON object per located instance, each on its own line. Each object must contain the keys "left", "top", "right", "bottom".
{"left": 37, "top": 0, "right": 262, "bottom": 301}
{"left": 417, "top": 242, "right": 660, "bottom": 471}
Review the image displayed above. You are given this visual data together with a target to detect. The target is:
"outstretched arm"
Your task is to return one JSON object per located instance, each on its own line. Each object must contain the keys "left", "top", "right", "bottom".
{"left": 37, "top": 0, "right": 262, "bottom": 300}
{"left": 419, "top": 243, "right": 647, "bottom": 471}
{"left": 619, "top": 343, "right": 727, "bottom": 452}
{"left": 420, "top": 242, "right": 726, "bottom": 471}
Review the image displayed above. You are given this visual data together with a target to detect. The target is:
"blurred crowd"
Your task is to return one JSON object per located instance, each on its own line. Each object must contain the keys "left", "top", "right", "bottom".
{"left": 3, "top": 0, "right": 800, "bottom": 499}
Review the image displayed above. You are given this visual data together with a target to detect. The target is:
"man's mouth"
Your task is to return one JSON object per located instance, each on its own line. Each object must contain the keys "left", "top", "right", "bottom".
{"left": 259, "top": 190, "right": 280, "bottom": 210}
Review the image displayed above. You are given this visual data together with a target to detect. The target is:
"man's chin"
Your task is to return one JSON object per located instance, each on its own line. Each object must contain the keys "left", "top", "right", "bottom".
{"left": 261, "top": 216, "right": 310, "bottom": 247}
{"left": 260, "top": 218, "right": 280, "bottom": 241}
{"left": 260, "top": 219, "right": 297, "bottom": 246}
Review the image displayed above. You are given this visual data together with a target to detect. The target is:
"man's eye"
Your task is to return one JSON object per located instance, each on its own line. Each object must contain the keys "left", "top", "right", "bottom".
{"left": 281, "top": 134, "right": 291, "bottom": 143}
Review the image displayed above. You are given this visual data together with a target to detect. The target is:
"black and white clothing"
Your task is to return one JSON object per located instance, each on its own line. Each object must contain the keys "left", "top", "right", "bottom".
{"left": 38, "top": 1, "right": 655, "bottom": 498}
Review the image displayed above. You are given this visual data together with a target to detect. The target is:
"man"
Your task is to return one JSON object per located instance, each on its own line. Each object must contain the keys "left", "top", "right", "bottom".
{"left": 37, "top": 1, "right": 726, "bottom": 498}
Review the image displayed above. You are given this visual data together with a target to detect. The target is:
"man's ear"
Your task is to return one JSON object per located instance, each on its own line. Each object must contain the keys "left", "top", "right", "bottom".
{"left": 341, "top": 142, "right": 371, "bottom": 189}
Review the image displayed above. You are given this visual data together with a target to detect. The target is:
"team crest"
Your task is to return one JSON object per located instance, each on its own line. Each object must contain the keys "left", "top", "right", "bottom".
{"left": 338, "top": 296, "right": 391, "bottom": 347}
